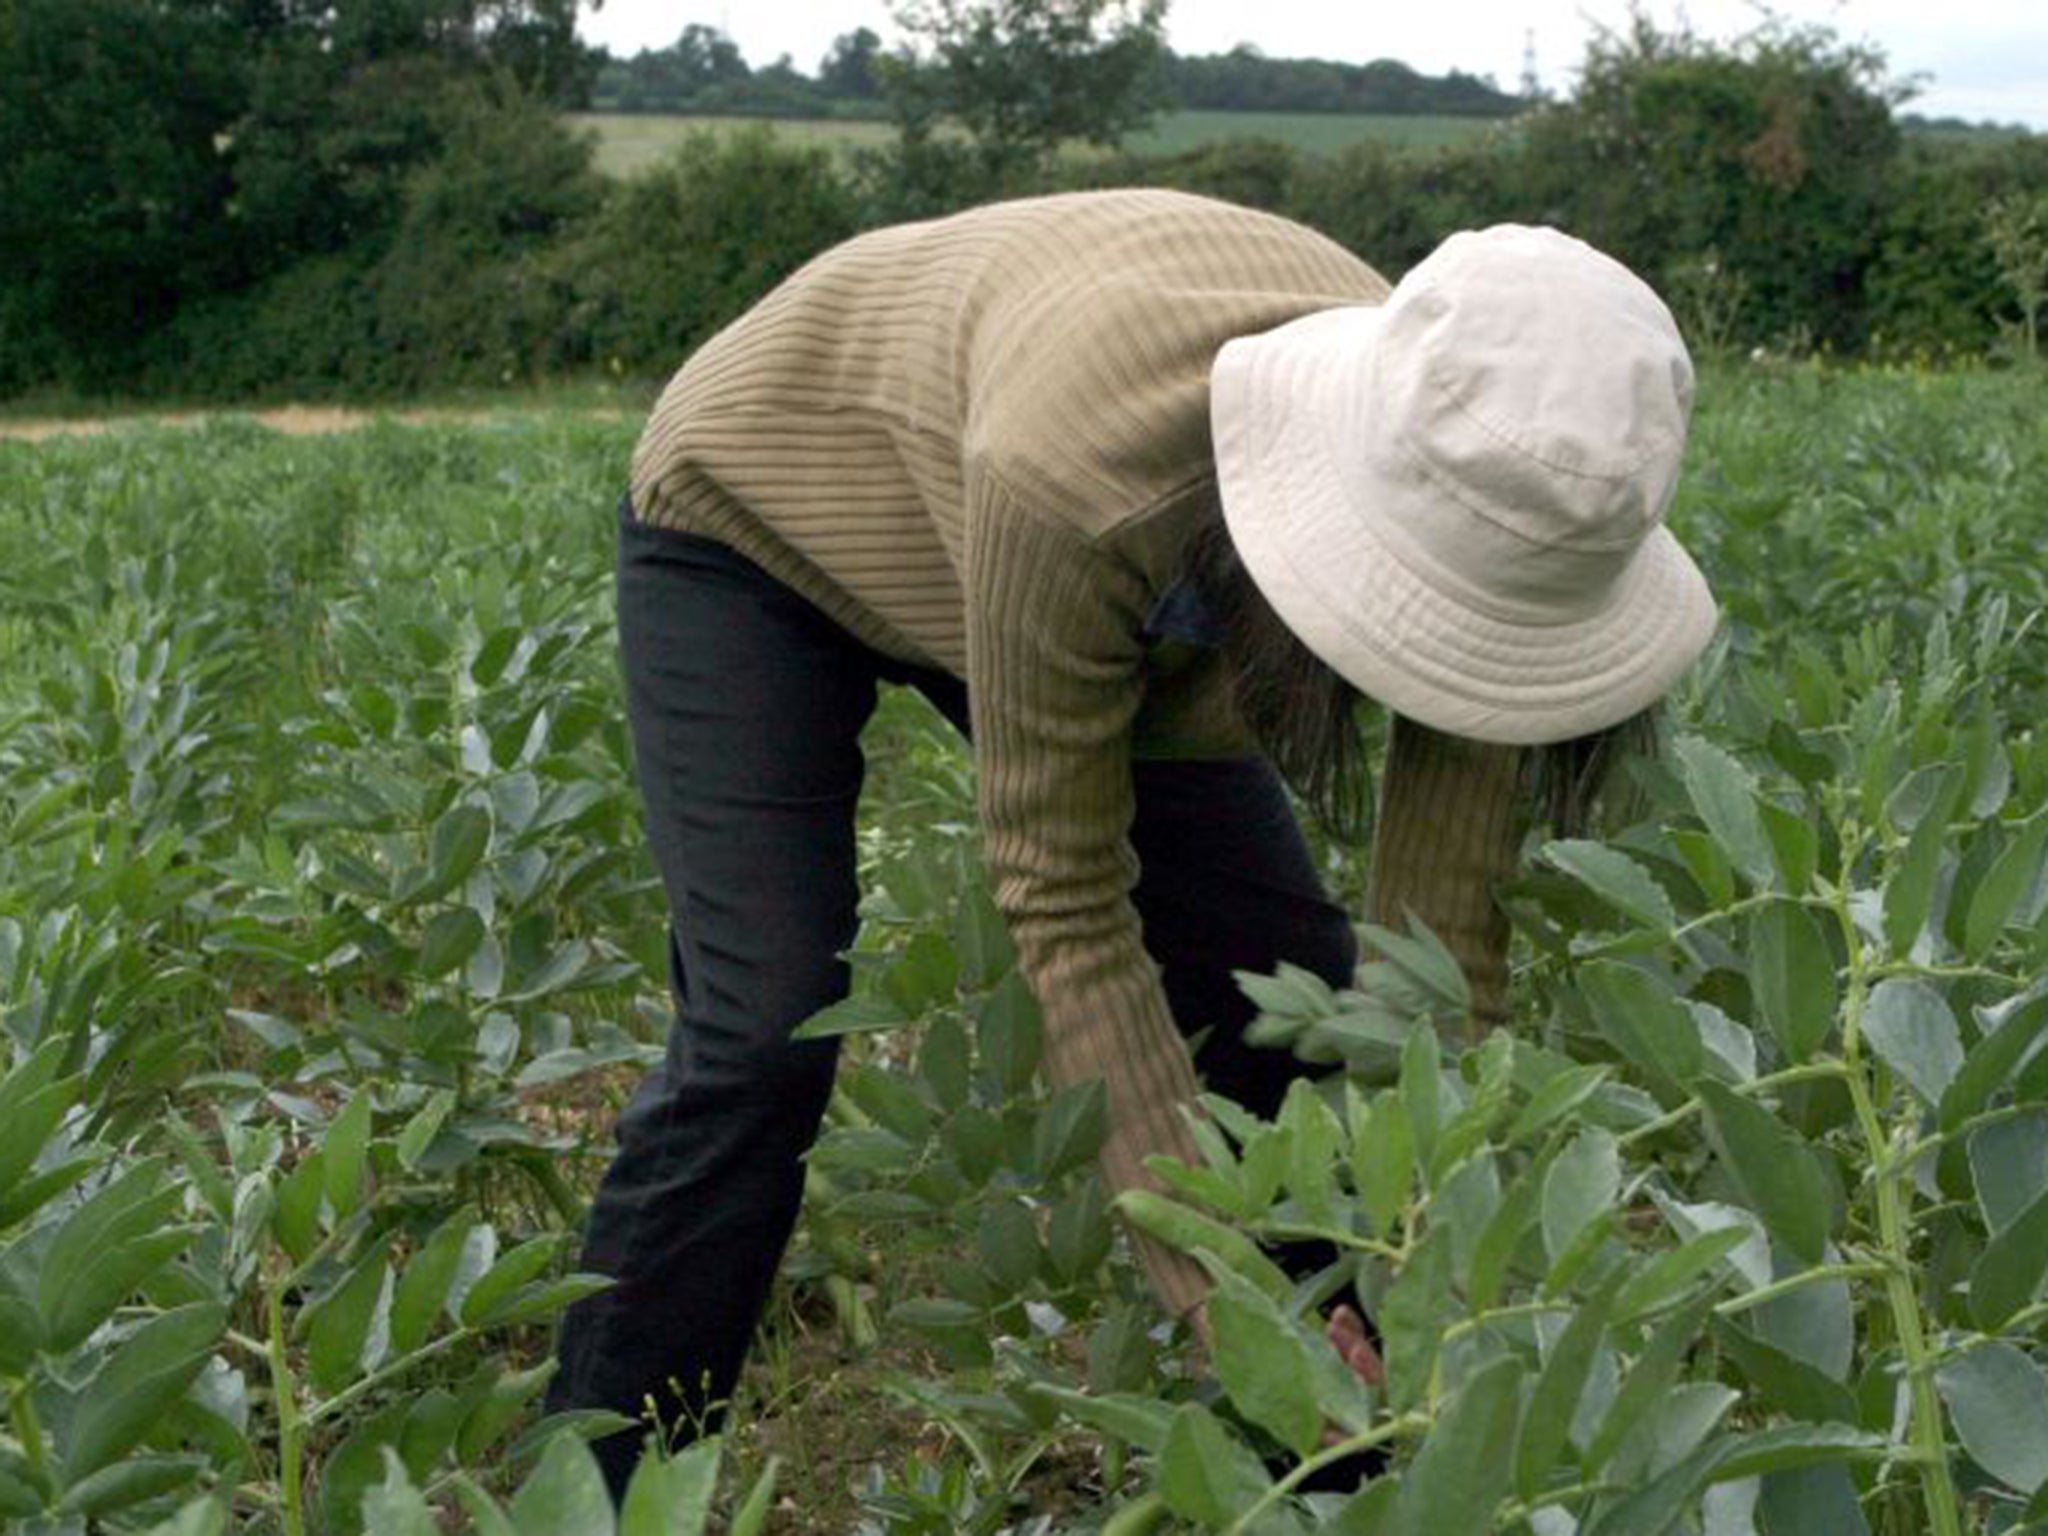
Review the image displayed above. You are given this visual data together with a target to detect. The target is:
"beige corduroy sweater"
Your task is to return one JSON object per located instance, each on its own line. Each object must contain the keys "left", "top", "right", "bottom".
{"left": 629, "top": 190, "right": 1523, "bottom": 1319}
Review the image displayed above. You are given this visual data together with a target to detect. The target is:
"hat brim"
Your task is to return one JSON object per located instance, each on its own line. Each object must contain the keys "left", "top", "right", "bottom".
{"left": 1212, "top": 305, "right": 1719, "bottom": 747}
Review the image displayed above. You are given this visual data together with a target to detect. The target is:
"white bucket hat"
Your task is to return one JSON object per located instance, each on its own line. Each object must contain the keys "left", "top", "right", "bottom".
{"left": 1210, "top": 224, "right": 1718, "bottom": 746}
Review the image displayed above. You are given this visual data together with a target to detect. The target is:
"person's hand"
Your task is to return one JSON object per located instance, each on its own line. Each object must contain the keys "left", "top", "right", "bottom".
{"left": 1325, "top": 1302, "right": 1384, "bottom": 1387}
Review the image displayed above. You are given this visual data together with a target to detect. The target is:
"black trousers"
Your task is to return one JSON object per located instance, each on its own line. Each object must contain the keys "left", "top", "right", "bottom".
{"left": 549, "top": 503, "right": 1358, "bottom": 1496}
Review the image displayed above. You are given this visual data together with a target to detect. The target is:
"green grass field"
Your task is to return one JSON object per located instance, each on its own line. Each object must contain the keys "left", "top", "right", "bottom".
{"left": 565, "top": 109, "right": 1507, "bottom": 178}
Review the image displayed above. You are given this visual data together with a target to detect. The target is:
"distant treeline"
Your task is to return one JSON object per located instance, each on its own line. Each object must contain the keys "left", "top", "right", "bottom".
{"left": 592, "top": 25, "right": 1525, "bottom": 119}
{"left": 2, "top": 4, "right": 2042, "bottom": 403}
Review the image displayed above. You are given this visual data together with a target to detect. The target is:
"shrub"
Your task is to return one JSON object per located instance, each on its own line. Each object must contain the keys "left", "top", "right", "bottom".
{"left": 546, "top": 127, "right": 863, "bottom": 378}
{"left": 1513, "top": 17, "right": 1903, "bottom": 350}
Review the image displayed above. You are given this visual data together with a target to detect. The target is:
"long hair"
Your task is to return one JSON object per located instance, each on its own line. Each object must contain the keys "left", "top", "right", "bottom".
{"left": 1183, "top": 509, "right": 1377, "bottom": 843}
{"left": 1184, "top": 507, "right": 1656, "bottom": 844}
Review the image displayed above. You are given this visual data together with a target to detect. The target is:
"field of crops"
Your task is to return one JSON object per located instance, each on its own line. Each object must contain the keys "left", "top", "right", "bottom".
{"left": 565, "top": 110, "right": 1500, "bottom": 177}
{"left": 2, "top": 364, "right": 2047, "bottom": 1535}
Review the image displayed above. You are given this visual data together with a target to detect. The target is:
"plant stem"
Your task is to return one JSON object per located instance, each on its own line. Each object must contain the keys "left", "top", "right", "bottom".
{"left": 511, "top": 1146, "right": 583, "bottom": 1226}
{"left": 9, "top": 1382, "right": 53, "bottom": 1495}
{"left": 1442, "top": 1298, "right": 1577, "bottom": 1345}
{"left": 1831, "top": 833, "right": 1964, "bottom": 1536}
{"left": 304, "top": 1328, "right": 473, "bottom": 1427}
{"left": 1713, "top": 1261, "right": 1893, "bottom": 1318}
{"left": 266, "top": 1266, "right": 306, "bottom": 1536}
{"left": 1617, "top": 1059, "right": 1849, "bottom": 1150}
{"left": 1223, "top": 1412, "right": 1430, "bottom": 1536}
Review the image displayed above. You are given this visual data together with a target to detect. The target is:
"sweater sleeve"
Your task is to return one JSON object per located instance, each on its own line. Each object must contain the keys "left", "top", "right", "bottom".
{"left": 964, "top": 472, "right": 1211, "bottom": 1321}
{"left": 1368, "top": 716, "right": 1526, "bottom": 1033}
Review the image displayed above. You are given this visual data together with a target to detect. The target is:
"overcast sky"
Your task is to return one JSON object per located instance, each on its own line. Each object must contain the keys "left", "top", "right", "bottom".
{"left": 578, "top": 0, "right": 2046, "bottom": 128}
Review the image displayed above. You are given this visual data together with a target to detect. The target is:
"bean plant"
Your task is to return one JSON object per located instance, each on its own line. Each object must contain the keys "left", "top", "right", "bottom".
{"left": 0, "top": 368, "right": 2044, "bottom": 1533}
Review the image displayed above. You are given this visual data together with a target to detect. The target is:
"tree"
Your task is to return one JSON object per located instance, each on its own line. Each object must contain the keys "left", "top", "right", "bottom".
{"left": 819, "top": 27, "right": 885, "bottom": 101}
{"left": 669, "top": 22, "right": 751, "bottom": 94}
{"left": 0, "top": 0, "right": 244, "bottom": 383}
{"left": 1514, "top": 15, "right": 1904, "bottom": 349}
{"left": 881, "top": 0, "right": 1169, "bottom": 177}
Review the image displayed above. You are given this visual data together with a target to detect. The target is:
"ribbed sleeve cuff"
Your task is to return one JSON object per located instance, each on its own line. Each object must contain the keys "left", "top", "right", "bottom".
{"left": 1368, "top": 716, "right": 1525, "bottom": 1031}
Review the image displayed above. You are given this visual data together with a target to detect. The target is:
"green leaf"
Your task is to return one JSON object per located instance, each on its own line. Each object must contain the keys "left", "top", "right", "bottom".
{"left": 1205, "top": 1264, "right": 1323, "bottom": 1459}
{"left": 1884, "top": 765, "right": 1964, "bottom": 958}
{"left": 1971, "top": 1111, "right": 2048, "bottom": 1232}
{"left": 1544, "top": 840, "right": 1676, "bottom": 930}
{"left": 975, "top": 971, "right": 1043, "bottom": 1096}
{"left": 57, "top": 1456, "right": 205, "bottom": 1518}
{"left": 1693, "top": 1079, "right": 1831, "bottom": 1265}
{"left": 1509, "top": 1062, "right": 1612, "bottom": 1144}
{"left": 0, "top": 1148, "right": 106, "bottom": 1229}
{"left": 1089, "top": 1305, "right": 1158, "bottom": 1394}
{"left": 1749, "top": 900, "right": 1837, "bottom": 1064}
{"left": 1614, "top": 1228, "right": 1749, "bottom": 1323}
{"left": 135, "top": 1493, "right": 228, "bottom": 1536}
{"left": 889, "top": 1298, "right": 991, "bottom": 1368}
{"left": 425, "top": 804, "right": 494, "bottom": 902}
{"left": 395, "top": 1089, "right": 457, "bottom": 1172}
{"left": 1047, "top": 1176, "right": 1113, "bottom": 1284}
{"left": 1586, "top": 1422, "right": 1879, "bottom": 1536}
{"left": 323, "top": 1091, "right": 374, "bottom": 1222}
{"left": 1517, "top": 1267, "right": 1625, "bottom": 1500}
{"left": 61, "top": 1302, "right": 227, "bottom": 1482}
{"left": 1469, "top": 1150, "right": 1547, "bottom": 1312}
{"left": 461, "top": 1236, "right": 568, "bottom": 1328}
{"left": 1380, "top": 1225, "right": 1452, "bottom": 1415}
{"left": 273, "top": 1150, "right": 326, "bottom": 1264}
{"left": 1401, "top": 1027, "right": 1442, "bottom": 1184}
{"left": 391, "top": 1208, "right": 481, "bottom": 1356}
{"left": 1942, "top": 987, "right": 2048, "bottom": 1133}
{"left": 0, "top": 1284, "right": 42, "bottom": 1375}
{"left": 38, "top": 1160, "right": 195, "bottom": 1351}
{"left": 456, "top": 1363, "right": 555, "bottom": 1463}
{"left": 1585, "top": 1298, "right": 1712, "bottom": 1475}
{"left": 1672, "top": 828, "right": 1736, "bottom": 910}
{"left": 304, "top": 1250, "right": 392, "bottom": 1397}
{"left": 728, "top": 1455, "right": 779, "bottom": 1536}
{"left": 917, "top": 1014, "right": 971, "bottom": 1112}
{"left": 1972, "top": 1185, "right": 2048, "bottom": 1329}
{"left": 1675, "top": 736, "right": 1776, "bottom": 888}
{"left": 1937, "top": 1343, "right": 2048, "bottom": 1494}
{"left": 1351, "top": 1090, "right": 1414, "bottom": 1236}
{"left": 1030, "top": 1386, "right": 1174, "bottom": 1453}
{"left": 1114, "top": 1190, "right": 1291, "bottom": 1301}
{"left": 1032, "top": 1079, "right": 1107, "bottom": 1184}
{"left": 1578, "top": 961, "right": 1702, "bottom": 1100}
{"left": 419, "top": 908, "right": 487, "bottom": 978}
{"left": 1280, "top": 1077, "right": 1345, "bottom": 1224}
{"left": 0, "top": 1041, "right": 79, "bottom": 1195}
{"left": 620, "top": 1439, "right": 720, "bottom": 1536}
{"left": 1714, "top": 1323, "right": 1857, "bottom": 1425}
{"left": 360, "top": 1453, "right": 441, "bottom": 1536}
{"left": 1158, "top": 1403, "right": 1271, "bottom": 1526}
{"left": 1543, "top": 1126, "right": 1620, "bottom": 1267}
{"left": 505, "top": 941, "right": 592, "bottom": 1004}
{"left": 1710, "top": 1421, "right": 1884, "bottom": 1481}
{"left": 976, "top": 1200, "right": 1041, "bottom": 1294}
{"left": 508, "top": 1433, "right": 614, "bottom": 1536}
{"left": 1967, "top": 813, "right": 2048, "bottom": 959}
{"left": 1761, "top": 801, "right": 1820, "bottom": 896}
{"left": 1861, "top": 979, "right": 1963, "bottom": 1107}
{"left": 1390, "top": 1356, "right": 1524, "bottom": 1536}
{"left": 953, "top": 882, "right": 1016, "bottom": 990}
{"left": 450, "top": 1473, "right": 520, "bottom": 1536}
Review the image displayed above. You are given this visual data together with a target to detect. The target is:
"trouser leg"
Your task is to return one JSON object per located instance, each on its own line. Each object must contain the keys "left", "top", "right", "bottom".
{"left": 548, "top": 507, "right": 881, "bottom": 1499}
